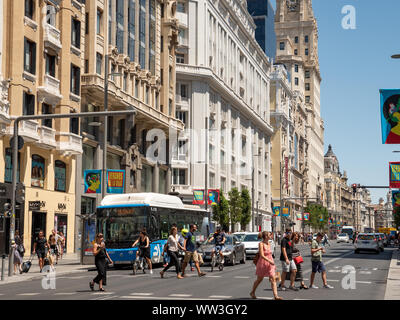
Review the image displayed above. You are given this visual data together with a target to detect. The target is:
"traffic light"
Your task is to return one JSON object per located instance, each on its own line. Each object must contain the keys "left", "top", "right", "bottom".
{"left": 352, "top": 184, "right": 357, "bottom": 195}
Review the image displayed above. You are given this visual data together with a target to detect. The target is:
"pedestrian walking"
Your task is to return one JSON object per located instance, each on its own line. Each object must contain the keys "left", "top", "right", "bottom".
{"left": 250, "top": 231, "right": 282, "bottom": 300}
{"left": 12, "top": 240, "right": 23, "bottom": 274}
{"left": 292, "top": 232, "right": 308, "bottom": 289}
{"left": 309, "top": 233, "right": 334, "bottom": 289}
{"left": 90, "top": 233, "right": 113, "bottom": 292}
{"left": 49, "top": 231, "right": 59, "bottom": 265}
{"left": 132, "top": 229, "right": 153, "bottom": 274}
{"left": 181, "top": 224, "right": 206, "bottom": 277}
{"left": 32, "top": 230, "right": 49, "bottom": 272}
{"left": 160, "top": 227, "right": 184, "bottom": 279}
{"left": 322, "top": 233, "right": 330, "bottom": 247}
{"left": 58, "top": 231, "right": 65, "bottom": 259}
{"left": 279, "top": 229, "right": 298, "bottom": 291}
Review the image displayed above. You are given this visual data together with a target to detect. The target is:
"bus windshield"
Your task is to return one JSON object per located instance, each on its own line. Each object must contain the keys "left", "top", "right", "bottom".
{"left": 97, "top": 206, "right": 149, "bottom": 249}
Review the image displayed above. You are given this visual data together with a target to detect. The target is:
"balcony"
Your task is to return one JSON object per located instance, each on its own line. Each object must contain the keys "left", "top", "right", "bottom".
{"left": 37, "top": 126, "right": 57, "bottom": 149}
{"left": 176, "top": 12, "right": 188, "bottom": 27}
{"left": 57, "top": 132, "right": 83, "bottom": 155}
{"left": 11, "top": 120, "right": 40, "bottom": 142}
{"left": 44, "top": 24, "right": 62, "bottom": 52}
{"left": 38, "top": 74, "right": 63, "bottom": 105}
{"left": 0, "top": 79, "right": 11, "bottom": 134}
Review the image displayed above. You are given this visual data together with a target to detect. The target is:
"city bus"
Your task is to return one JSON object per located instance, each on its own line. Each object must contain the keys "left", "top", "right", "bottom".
{"left": 341, "top": 226, "right": 355, "bottom": 240}
{"left": 95, "top": 193, "right": 209, "bottom": 265}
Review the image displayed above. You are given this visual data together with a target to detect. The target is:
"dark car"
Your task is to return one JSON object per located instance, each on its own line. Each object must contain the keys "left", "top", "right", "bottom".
{"left": 197, "top": 234, "right": 246, "bottom": 266}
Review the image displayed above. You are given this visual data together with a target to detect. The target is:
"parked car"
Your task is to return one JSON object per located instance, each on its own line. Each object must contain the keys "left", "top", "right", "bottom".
{"left": 354, "top": 233, "right": 380, "bottom": 254}
{"left": 336, "top": 233, "right": 350, "bottom": 243}
{"left": 374, "top": 233, "right": 384, "bottom": 251}
{"left": 197, "top": 234, "right": 246, "bottom": 266}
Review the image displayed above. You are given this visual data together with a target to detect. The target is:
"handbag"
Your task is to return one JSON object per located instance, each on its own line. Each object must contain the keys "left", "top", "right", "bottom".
{"left": 253, "top": 252, "right": 260, "bottom": 265}
{"left": 293, "top": 255, "right": 304, "bottom": 264}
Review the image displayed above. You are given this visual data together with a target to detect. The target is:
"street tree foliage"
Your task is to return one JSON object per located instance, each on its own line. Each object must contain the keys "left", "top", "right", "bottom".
{"left": 304, "top": 202, "right": 329, "bottom": 231}
{"left": 211, "top": 190, "right": 230, "bottom": 232}
{"left": 240, "top": 188, "right": 252, "bottom": 231}
{"left": 394, "top": 206, "right": 400, "bottom": 230}
{"left": 228, "top": 188, "right": 242, "bottom": 232}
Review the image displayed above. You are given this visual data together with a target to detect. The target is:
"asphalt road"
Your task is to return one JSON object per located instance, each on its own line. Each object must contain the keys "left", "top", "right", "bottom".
{"left": 0, "top": 241, "right": 394, "bottom": 300}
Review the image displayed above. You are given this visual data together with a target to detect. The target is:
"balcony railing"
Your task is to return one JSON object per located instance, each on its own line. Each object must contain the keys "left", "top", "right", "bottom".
{"left": 44, "top": 24, "right": 62, "bottom": 52}
{"left": 38, "top": 74, "right": 62, "bottom": 105}
{"left": 38, "top": 126, "right": 57, "bottom": 149}
{"left": 57, "top": 132, "right": 83, "bottom": 155}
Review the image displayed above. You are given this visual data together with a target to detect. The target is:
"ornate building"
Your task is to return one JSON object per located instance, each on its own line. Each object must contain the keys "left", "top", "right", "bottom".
{"left": 275, "top": 0, "right": 325, "bottom": 203}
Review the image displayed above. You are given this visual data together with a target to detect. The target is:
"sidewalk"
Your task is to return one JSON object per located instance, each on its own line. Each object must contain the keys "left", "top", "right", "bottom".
{"left": 0, "top": 253, "right": 90, "bottom": 285}
{"left": 384, "top": 248, "right": 400, "bottom": 300}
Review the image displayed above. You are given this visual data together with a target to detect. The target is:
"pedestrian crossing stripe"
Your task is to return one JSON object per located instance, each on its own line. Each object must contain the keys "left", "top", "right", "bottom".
{"left": 169, "top": 294, "right": 192, "bottom": 297}
{"left": 209, "top": 295, "right": 233, "bottom": 299}
{"left": 92, "top": 292, "right": 115, "bottom": 295}
{"left": 130, "top": 293, "right": 153, "bottom": 296}
{"left": 18, "top": 293, "right": 40, "bottom": 296}
{"left": 54, "top": 292, "right": 76, "bottom": 295}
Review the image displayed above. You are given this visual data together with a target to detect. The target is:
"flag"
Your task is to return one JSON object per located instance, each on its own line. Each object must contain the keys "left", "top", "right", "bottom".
{"left": 319, "top": 216, "right": 324, "bottom": 222}
{"left": 380, "top": 89, "right": 400, "bottom": 144}
{"left": 303, "top": 213, "right": 310, "bottom": 221}
{"left": 207, "top": 189, "right": 220, "bottom": 205}
{"left": 296, "top": 212, "right": 303, "bottom": 221}
{"left": 273, "top": 207, "right": 280, "bottom": 217}
{"left": 282, "top": 207, "right": 290, "bottom": 217}
{"left": 390, "top": 162, "right": 400, "bottom": 188}
{"left": 84, "top": 170, "right": 101, "bottom": 194}
{"left": 193, "top": 190, "right": 205, "bottom": 205}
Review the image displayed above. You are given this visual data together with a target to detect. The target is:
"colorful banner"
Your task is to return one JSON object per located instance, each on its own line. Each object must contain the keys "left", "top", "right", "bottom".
{"left": 273, "top": 207, "right": 280, "bottom": 217}
{"left": 208, "top": 189, "right": 220, "bottom": 205}
{"left": 393, "top": 190, "right": 400, "bottom": 208}
{"left": 296, "top": 212, "right": 303, "bottom": 221}
{"left": 380, "top": 89, "right": 400, "bottom": 144}
{"left": 390, "top": 162, "right": 400, "bottom": 188}
{"left": 193, "top": 190, "right": 205, "bottom": 205}
{"left": 107, "top": 170, "right": 125, "bottom": 193}
{"left": 304, "top": 213, "right": 310, "bottom": 221}
{"left": 282, "top": 207, "right": 290, "bottom": 217}
{"left": 284, "top": 157, "right": 289, "bottom": 190}
{"left": 84, "top": 170, "right": 102, "bottom": 194}
{"left": 319, "top": 216, "right": 324, "bottom": 222}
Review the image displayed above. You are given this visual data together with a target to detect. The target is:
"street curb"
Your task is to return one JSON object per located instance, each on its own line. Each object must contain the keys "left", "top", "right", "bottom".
{"left": 384, "top": 249, "right": 400, "bottom": 300}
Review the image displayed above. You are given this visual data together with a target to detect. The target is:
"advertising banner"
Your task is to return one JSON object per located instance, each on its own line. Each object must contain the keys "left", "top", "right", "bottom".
{"left": 380, "top": 89, "right": 400, "bottom": 144}
{"left": 304, "top": 213, "right": 310, "bottom": 221}
{"left": 390, "top": 162, "right": 400, "bottom": 188}
{"left": 273, "top": 207, "right": 280, "bottom": 217}
{"left": 84, "top": 170, "right": 102, "bottom": 194}
{"left": 282, "top": 207, "right": 290, "bottom": 217}
{"left": 107, "top": 170, "right": 125, "bottom": 194}
{"left": 208, "top": 189, "right": 220, "bottom": 205}
{"left": 296, "top": 212, "right": 303, "bottom": 221}
{"left": 193, "top": 190, "right": 205, "bottom": 205}
{"left": 392, "top": 190, "right": 400, "bottom": 208}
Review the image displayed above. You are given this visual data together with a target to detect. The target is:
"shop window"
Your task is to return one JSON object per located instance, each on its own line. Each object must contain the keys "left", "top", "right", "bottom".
{"left": 5, "top": 148, "right": 20, "bottom": 183}
{"left": 55, "top": 160, "right": 66, "bottom": 192}
{"left": 31, "top": 154, "right": 45, "bottom": 188}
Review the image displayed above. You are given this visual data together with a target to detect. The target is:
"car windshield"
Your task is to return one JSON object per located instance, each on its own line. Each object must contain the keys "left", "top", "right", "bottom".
{"left": 235, "top": 234, "right": 246, "bottom": 241}
{"left": 243, "top": 234, "right": 259, "bottom": 242}
{"left": 358, "top": 235, "right": 374, "bottom": 240}
{"left": 339, "top": 234, "right": 347, "bottom": 237}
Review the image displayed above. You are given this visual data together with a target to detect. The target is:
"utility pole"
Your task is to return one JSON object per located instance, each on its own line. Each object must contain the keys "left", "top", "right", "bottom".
{"left": 280, "top": 161, "right": 283, "bottom": 232}
{"left": 251, "top": 157, "right": 255, "bottom": 232}
{"left": 205, "top": 117, "right": 209, "bottom": 234}
{"left": 102, "top": 54, "right": 109, "bottom": 200}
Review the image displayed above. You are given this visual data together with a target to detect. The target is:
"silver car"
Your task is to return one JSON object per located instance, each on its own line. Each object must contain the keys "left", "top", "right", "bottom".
{"left": 354, "top": 233, "right": 380, "bottom": 254}
{"left": 198, "top": 234, "right": 246, "bottom": 266}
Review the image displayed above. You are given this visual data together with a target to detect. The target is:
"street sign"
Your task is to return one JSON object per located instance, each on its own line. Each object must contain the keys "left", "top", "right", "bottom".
{"left": 9, "top": 136, "right": 24, "bottom": 151}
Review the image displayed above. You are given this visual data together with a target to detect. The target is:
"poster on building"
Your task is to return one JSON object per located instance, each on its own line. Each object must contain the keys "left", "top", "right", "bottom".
{"left": 207, "top": 189, "right": 220, "bottom": 205}
{"left": 84, "top": 170, "right": 102, "bottom": 194}
{"left": 84, "top": 220, "right": 96, "bottom": 256}
{"left": 389, "top": 162, "right": 400, "bottom": 188}
{"left": 107, "top": 170, "right": 125, "bottom": 194}
{"left": 392, "top": 190, "right": 400, "bottom": 207}
{"left": 304, "top": 213, "right": 310, "bottom": 221}
{"left": 380, "top": 89, "right": 400, "bottom": 144}
{"left": 273, "top": 207, "right": 280, "bottom": 217}
{"left": 282, "top": 207, "right": 289, "bottom": 217}
{"left": 193, "top": 190, "right": 205, "bottom": 205}
{"left": 296, "top": 212, "right": 303, "bottom": 220}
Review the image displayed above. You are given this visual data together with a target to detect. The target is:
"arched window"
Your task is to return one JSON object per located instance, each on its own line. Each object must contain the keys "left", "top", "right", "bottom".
{"left": 55, "top": 160, "right": 67, "bottom": 192}
{"left": 31, "top": 155, "right": 45, "bottom": 188}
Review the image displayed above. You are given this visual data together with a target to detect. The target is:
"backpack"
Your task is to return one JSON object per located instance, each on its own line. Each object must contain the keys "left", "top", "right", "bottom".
{"left": 17, "top": 244, "right": 25, "bottom": 256}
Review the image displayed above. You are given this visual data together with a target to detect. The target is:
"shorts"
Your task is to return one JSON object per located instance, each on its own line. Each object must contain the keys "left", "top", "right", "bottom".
{"left": 281, "top": 260, "right": 297, "bottom": 273}
{"left": 139, "top": 247, "right": 151, "bottom": 259}
{"left": 311, "top": 261, "right": 326, "bottom": 273}
{"left": 37, "top": 250, "right": 46, "bottom": 259}
{"left": 183, "top": 251, "right": 200, "bottom": 264}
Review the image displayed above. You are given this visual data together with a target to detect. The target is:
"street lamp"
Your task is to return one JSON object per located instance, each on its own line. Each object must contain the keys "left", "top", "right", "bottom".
{"left": 391, "top": 54, "right": 400, "bottom": 59}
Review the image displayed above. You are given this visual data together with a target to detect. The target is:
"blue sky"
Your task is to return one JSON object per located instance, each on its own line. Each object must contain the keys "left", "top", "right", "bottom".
{"left": 271, "top": 0, "right": 400, "bottom": 203}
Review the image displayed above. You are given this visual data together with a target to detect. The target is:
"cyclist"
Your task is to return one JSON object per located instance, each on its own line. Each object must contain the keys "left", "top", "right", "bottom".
{"left": 132, "top": 229, "right": 153, "bottom": 274}
{"left": 208, "top": 227, "right": 226, "bottom": 264}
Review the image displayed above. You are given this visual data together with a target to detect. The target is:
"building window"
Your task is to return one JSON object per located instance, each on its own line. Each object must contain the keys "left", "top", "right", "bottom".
{"left": 31, "top": 154, "right": 45, "bottom": 188}
{"left": 139, "top": 0, "right": 146, "bottom": 69}
{"left": 116, "top": 0, "right": 124, "bottom": 54}
{"left": 82, "top": 144, "right": 95, "bottom": 176}
{"left": 54, "top": 160, "right": 66, "bottom": 192}
{"left": 173, "top": 169, "right": 186, "bottom": 185}
{"left": 42, "top": 103, "right": 52, "bottom": 128}
{"left": 177, "top": 2, "right": 186, "bottom": 13}
{"left": 45, "top": 53, "right": 56, "bottom": 77}
{"left": 176, "top": 111, "right": 187, "bottom": 125}
{"left": 108, "top": 0, "right": 112, "bottom": 45}
{"left": 142, "top": 164, "right": 154, "bottom": 191}
{"left": 25, "top": 0, "right": 35, "bottom": 20}
{"left": 23, "top": 92, "right": 35, "bottom": 115}
{"left": 107, "top": 152, "right": 122, "bottom": 169}
{"left": 24, "top": 38, "right": 36, "bottom": 75}
{"left": 123, "top": 73, "right": 128, "bottom": 92}
{"left": 294, "top": 49, "right": 298, "bottom": 55}
{"left": 305, "top": 70, "right": 310, "bottom": 79}
{"left": 135, "top": 80, "right": 139, "bottom": 98}
{"left": 85, "top": 12, "right": 89, "bottom": 34}
{"left": 46, "top": 5, "right": 56, "bottom": 26}
{"left": 149, "top": 0, "right": 156, "bottom": 74}
{"left": 159, "top": 170, "right": 167, "bottom": 194}
{"left": 295, "top": 77, "right": 299, "bottom": 86}
{"left": 305, "top": 96, "right": 310, "bottom": 103}
{"left": 176, "top": 53, "right": 185, "bottom": 64}
{"left": 96, "top": 53, "right": 102, "bottom": 75}
{"left": 128, "top": 0, "right": 135, "bottom": 61}
{"left": 295, "top": 64, "right": 298, "bottom": 73}
{"left": 305, "top": 83, "right": 310, "bottom": 91}
{"left": 5, "top": 148, "right": 20, "bottom": 183}
{"left": 70, "top": 112, "right": 79, "bottom": 134}
{"left": 117, "top": 118, "right": 125, "bottom": 148}
{"left": 84, "top": 59, "right": 89, "bottom": 73}
{"left": 295, "top": 36, "right": 298, "bottom": 44}
{"left": 305, "top": 35, "right": 309, "bottom": 43}
{"left": 70, "top": 64, "right": 80, "bottom": 95}
{"left": 221, "top": 177, "right": 226, "bottom": 192}
{"left": 279, "top": 42, "right": 285, "bottom": 50}
{"left": 305, "top": 48, "right": 309, "bottom": 56}
{"left": 209, "top": 172, "right": 215, "bottom": 188}
{"left": 97, "top": 9, "right": 102, "bottom": 34}
{"left": 71, "top": 18, "right": 81, "bottom": 48}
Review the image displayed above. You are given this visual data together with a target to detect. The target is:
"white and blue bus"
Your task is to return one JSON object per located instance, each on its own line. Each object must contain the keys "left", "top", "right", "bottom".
{"left": 96, "top": 193, "right": 209, "bottom": 265}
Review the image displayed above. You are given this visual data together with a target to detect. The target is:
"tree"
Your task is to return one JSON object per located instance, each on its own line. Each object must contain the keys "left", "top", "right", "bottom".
{"left": 228, "top": 188, "right": 242, "bottom": 232}
{"left": 211, "top": 190, "right": 230, "bottom": 232}
{"left": 240, "top": 188, "right": 252, "bottom": 231}
{"left": 304, "top": 202, "right": 329, "bottom": 231}
{"left": 394, "top": 206, "right": 400, "bottom": 230}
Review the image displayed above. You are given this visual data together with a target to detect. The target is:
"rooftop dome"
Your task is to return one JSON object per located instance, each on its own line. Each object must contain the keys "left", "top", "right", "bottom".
{"left": 325, "top": 144, "right": 336, "bottom": 158}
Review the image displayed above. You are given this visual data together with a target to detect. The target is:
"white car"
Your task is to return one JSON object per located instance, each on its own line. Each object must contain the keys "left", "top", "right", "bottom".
{"left": 234, "top": 232, "right": 275, "bottom": 259}
{"left": 354, "top": 233, "right": 380, "bottom": 254}
{"left": 336, "top": 233, "right": 350, "bottom": 243}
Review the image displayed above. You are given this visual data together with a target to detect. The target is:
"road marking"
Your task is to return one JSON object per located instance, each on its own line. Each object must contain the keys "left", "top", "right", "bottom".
{"left": 92, "top": 292, "right": 115, "bottom": 295}
{"left": 328, "top": 270, "right": 341, "bottom": 273}
{"left": 18, "top": 293, "right": 40, "bottom": 296}
{"left": 257, "top": 297, "right": 273, "bottom": 300}
{"left": 206, "top": 275, "right": 222, "bottom": 278}
{"left": 234, "top": 276, "right": 250, "bottom": 279}
{"left": 359, "top": 271, "right": 372, "bottom": 275}
{"left": 372, "top": 268, "right": 378, "bottom": 271}
{"left": 54, "top": 292, "right": 76, "bottom": 295}
{"left": 130, "top": 293, "right": 153, "bottom": 296}
{"left": 209, "top": 295, "right": 233, "bottom": 299}
{"left": 294, "top": 298, "right": 312, "bottom": 300}
{"left": 356, "top": 281, "right": 372, "bottom": 284}
{"left": 327, "top": 279, "right": 340, "bottom": 282}
{"left": 169, "top": 294, "right": 193, "bottom": 297}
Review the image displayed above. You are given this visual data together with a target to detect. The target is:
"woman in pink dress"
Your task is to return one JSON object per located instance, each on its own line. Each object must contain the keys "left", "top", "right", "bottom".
{"left": 250, "top": 231, "right": 282, "bottom": 300}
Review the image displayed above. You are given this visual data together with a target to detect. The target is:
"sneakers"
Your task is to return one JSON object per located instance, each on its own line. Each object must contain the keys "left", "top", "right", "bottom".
{"left": 150, "top": 270, "right": 153, "bottom": 275}
{"left": 310, "top": 285, "right": 319, "bottom": 289}
{"left": 323, "top": 284, "right": 334, "bottom": 289}
{"left": 288, "top": 286, "right": 299, "bottom": 292}
{"left": 278, "top": 284, "right": 288, "bottom": 291}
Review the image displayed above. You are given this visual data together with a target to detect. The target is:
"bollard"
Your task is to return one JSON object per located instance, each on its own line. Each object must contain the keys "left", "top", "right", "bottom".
{"left": 1, "top": 254, "right": 5, "bottom": 281}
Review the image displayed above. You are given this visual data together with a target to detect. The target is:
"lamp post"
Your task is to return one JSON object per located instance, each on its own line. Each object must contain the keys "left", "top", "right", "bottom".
{"left": 8, "top": 110, "right": 135, "bottom": 276}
